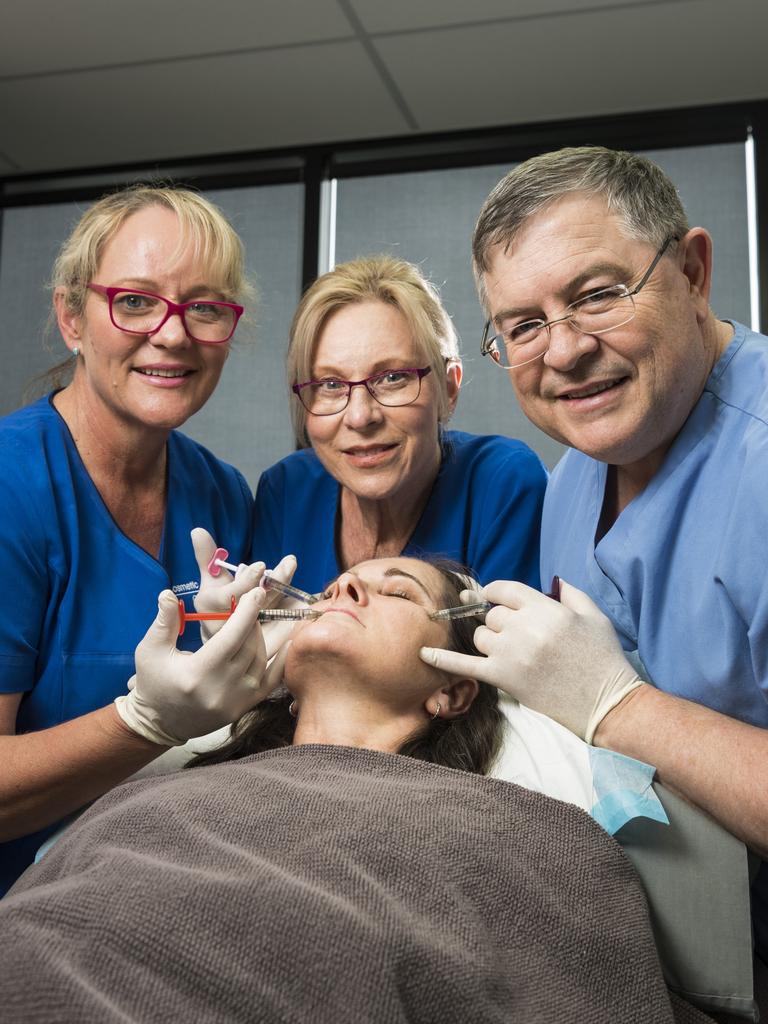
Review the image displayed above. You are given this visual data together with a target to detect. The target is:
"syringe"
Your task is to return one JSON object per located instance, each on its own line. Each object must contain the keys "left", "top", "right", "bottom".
{"left": 206, "top": 546, "right": 317, "bottom": 604}
{"left": 428, "top": 581, "right": 560, "bottom": 624}
{"left": 429, "top": 601, "right": 491, "bottom": 622}
{"left": 262, "top": 575, "right": 319, "bottom": 605}
{"left": 178, "top": 598, "right": 321, "bottom": 635}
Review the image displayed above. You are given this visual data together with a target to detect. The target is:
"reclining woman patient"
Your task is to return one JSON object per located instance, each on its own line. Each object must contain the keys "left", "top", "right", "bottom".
{"left": 0, "top": 558, "right": 710, "bottom": 1024}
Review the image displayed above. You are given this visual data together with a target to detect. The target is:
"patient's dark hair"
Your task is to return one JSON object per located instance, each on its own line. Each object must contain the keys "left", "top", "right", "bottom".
{"left": 189, "top": 559, "right": 503, "bottom": 775}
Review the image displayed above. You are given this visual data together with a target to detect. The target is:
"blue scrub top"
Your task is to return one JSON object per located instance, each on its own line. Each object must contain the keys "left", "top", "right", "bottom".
{"left": 0, "top": 394, "right": 253, "bottom": 892}
{"left": 540, "top": 321, "right": 768, "bottom": 956}
{"left": 252, "top": 430, "right": 547, "bottom": 592}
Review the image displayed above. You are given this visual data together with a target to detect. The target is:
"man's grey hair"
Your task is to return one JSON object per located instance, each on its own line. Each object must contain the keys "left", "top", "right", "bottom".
{"left": 472, "top": 146, "right": 689, "bottom": 308}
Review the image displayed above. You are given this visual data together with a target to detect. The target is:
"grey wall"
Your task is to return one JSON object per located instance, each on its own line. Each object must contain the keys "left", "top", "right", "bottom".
{"left": 182, "top": 184, "right": 303, "bottom": 484}
{"left": 0, "top": 201, "right": 91, "bottom": 403}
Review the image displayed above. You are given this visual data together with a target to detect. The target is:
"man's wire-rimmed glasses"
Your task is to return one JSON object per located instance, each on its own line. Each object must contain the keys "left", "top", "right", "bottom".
{"left": 87, "top": 284, "right": 243, "bottom": 345}
{"left": 480, "top": 235, "right": 677, "bottom": 370}
{"left": 293, "top": 366, "right": 432, "bottom": 416}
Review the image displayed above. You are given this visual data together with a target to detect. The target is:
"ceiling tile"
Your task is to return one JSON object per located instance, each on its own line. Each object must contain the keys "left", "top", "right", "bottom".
{"left": 375, "top": 0, "right": 768, "bottom": 131}
{"left": 350, "top": 0, "right": 677, "bottom": 34}
{"left": 0, "top": 0, "right": 353, "bottom": 77}
{"left": 0, "top": 42, "right": 409, "bottom": 173}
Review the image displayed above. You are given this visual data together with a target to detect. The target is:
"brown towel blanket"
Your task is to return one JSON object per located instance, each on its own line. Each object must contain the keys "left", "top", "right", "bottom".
{"left": 0, "top": 745, "right": 711, "bottom": 1023}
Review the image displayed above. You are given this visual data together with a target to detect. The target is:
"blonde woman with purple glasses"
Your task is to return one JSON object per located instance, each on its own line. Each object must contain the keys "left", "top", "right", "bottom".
{"left": 252, "top": 254, "right": 547, "bottom": 593}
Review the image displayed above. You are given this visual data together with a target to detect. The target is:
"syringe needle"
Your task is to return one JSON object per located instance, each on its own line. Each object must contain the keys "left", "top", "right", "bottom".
{"left": 262, "top": 575, "right": 318, "bottom": 605}
{"left": 428, "top": 601, "right": 491, "bottom": 622}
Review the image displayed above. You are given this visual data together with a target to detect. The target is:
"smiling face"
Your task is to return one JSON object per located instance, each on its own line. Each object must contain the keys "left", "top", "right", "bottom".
{"left": 304, "top": 300, "right": 446, "bottom": 506}
{"left": 482, "top": 193, "right": 724, "bottom": 476}
{"left": 56, "top": 204, "right": 231, "bottom": 434}
{"left": 285, "top": 557, "right": 462, "bottom": 713}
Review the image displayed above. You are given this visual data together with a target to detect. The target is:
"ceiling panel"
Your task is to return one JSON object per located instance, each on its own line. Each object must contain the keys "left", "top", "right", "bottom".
{"left": 376, "top": 0, "right": 768, "bottom": 132}
{"left": 0, "top": 41, "right": 409, "bottom": 172}
{"left": 350, "top": 0, "right": 678, "bottom": 34}
{"left": 0, "top": 0, "right": 354, "bottom": 77}
{"left": 1, "top": 0, "right": 766, "bottom": 178}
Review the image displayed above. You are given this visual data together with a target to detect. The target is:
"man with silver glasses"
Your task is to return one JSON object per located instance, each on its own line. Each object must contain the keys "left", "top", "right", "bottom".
{"left": 421, "top": 147, "right": 768, "bottom": 972}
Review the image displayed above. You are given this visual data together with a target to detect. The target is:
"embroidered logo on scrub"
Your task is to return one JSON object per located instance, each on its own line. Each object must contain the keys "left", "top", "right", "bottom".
{"left": 172, "top": 580, "right": 199, "bottom": 596}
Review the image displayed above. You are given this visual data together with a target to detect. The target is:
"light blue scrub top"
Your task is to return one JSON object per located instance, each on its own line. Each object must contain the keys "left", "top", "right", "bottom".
{"left": 251, "top": 430, "right": 547, "bottom": 592}
{"left": 542, "top": 322, "right": 768, "bottom": 727}
{"left": 540, "top": 322, "right": 768, "bottom": 955}
{"left": 0, "top": 394, "right": 254, "bottom": 893}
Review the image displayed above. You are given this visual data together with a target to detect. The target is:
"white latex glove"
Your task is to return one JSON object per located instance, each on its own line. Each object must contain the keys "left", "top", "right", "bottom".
{"left": 191, "top": 527, "right": 297, "bottom": 655}
{"left": 419, "top": 579, "right": 644, "bottom": 743}
{"left": 116, "top": 587, "right": 283, "bottom": 746}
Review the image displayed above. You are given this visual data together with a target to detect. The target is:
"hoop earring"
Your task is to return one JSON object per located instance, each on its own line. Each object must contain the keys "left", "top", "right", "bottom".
{"left": 289, "top": 699, "right": 298, "bottom": 718}
{"left": 431, "top": 702, "right": 441, "bottom": 721}
{"left": 71, "top": 347, "right": 80, "bottom": 358}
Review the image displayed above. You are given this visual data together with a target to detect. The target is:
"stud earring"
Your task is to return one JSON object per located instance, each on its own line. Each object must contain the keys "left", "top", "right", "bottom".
{"left": 431, "top": 702, "right": 441, "bottom": 721}
{"left": 71, "top": 347, "right": 80, "bottom": 358}
{"left": 289, "top": 699, "right": 298, "bottom": 718}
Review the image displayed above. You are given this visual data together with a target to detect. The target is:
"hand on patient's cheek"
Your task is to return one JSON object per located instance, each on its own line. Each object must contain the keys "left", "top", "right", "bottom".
{"left": 420, "top": 579, "right": 644, "bottom": 742}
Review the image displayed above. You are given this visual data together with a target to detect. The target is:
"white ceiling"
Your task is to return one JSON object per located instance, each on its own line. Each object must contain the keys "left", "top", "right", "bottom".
{"left": 1, "top": 0, "right": 767, "bottom": 178}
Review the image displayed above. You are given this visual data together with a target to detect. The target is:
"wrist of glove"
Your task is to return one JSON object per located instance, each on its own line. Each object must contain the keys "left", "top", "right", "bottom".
{"left": 580, "top": 663, "right": 644, "bottom": 745}
{"left": 115, "top": 688, "right": 186, "bottom": 747}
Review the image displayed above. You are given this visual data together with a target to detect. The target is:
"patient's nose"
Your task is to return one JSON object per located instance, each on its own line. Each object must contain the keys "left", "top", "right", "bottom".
{"left": 335, "top": 571, "right": 367, "bottom": 605}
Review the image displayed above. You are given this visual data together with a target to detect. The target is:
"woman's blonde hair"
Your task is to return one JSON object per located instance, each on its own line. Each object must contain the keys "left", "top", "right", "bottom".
{"left": 36, "top": 184, "right": 250, "bottom": 395}
{"left": 286, "top": 255, "right": 461, "bottom": 447}
{"left": 53, "top": 183, "right": 249, "bottom": 316}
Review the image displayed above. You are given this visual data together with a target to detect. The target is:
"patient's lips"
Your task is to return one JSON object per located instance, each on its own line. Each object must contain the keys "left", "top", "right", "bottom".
{"left": 321, "top": 607, "right": 364, "bottom": 626}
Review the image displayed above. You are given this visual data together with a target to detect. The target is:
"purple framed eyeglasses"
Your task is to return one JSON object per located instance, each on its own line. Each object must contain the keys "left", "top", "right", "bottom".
{"left": 292, "top": 366, "right": 432, "bottom": 415}
{"left": 87, "top": 284, "right": 243, "bottom": 345}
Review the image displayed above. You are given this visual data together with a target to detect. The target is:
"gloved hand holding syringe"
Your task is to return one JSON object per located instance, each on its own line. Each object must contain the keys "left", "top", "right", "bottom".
{"left": 114, "top": 529, "right": 318, "bottom": 749}
{"left": 206, "top": 545, "right": 319, "bottom": 605}
{"left": 178, "top": 598, "right": 320, "bottom": 635}
{"left": 189, "top": 528, "right": 321, "bottom": 641}
{"left": 420, "top": 576, "right": 644, "bottom": 745}
{"left": 179, "top": 540, "right": 323, "bottom": 635}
